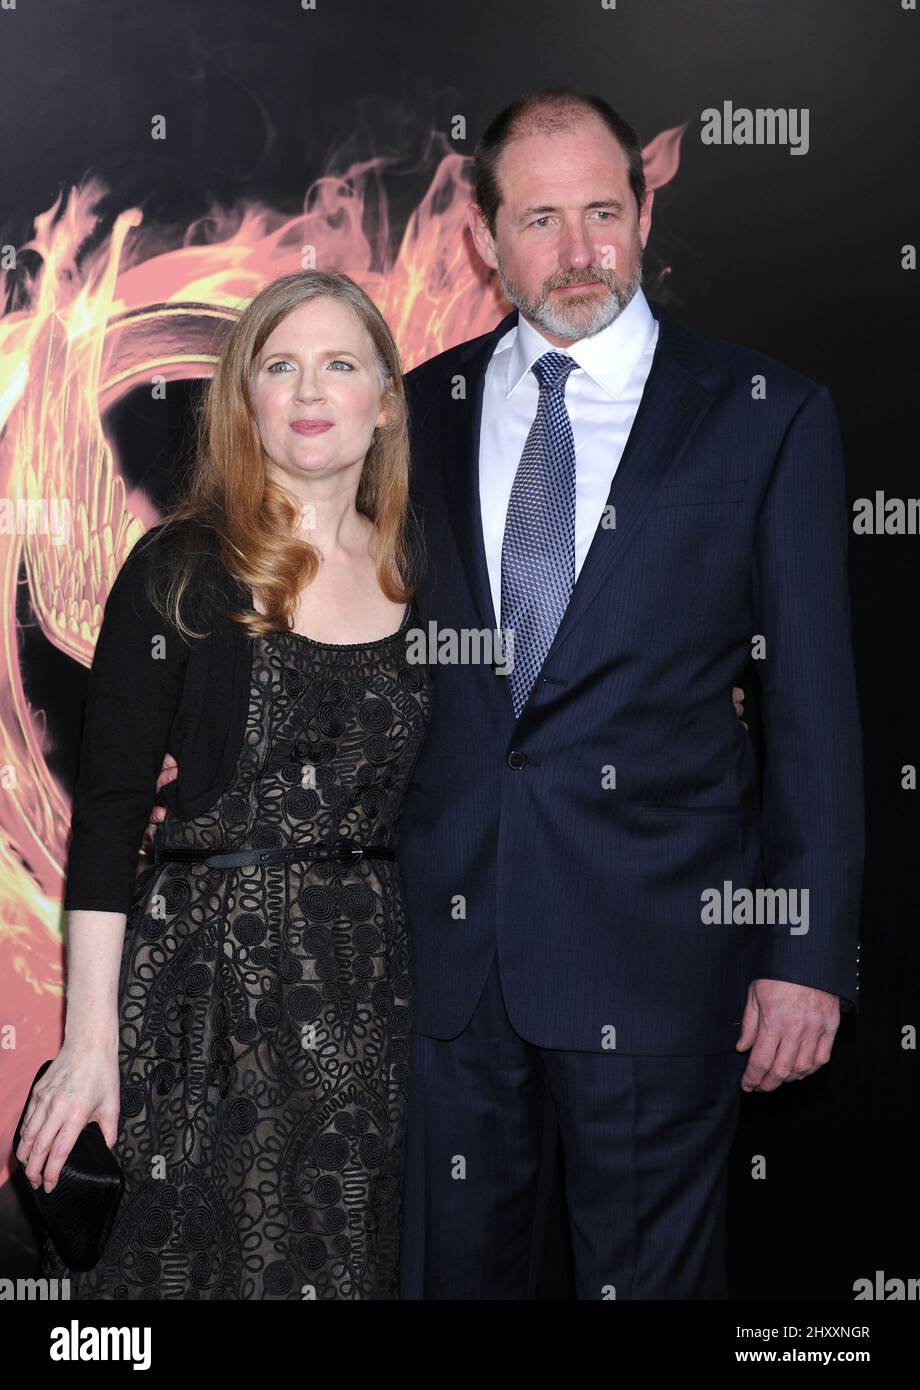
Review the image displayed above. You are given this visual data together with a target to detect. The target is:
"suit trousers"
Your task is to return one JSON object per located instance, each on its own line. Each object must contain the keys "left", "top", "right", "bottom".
{"left": 398, "top": 949, "right": 747, "bottom": 1299}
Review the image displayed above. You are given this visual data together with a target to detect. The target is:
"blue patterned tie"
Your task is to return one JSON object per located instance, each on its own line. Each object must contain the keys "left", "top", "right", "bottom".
{"left": 500, "top": 350, "right": 577, "bottom": 719}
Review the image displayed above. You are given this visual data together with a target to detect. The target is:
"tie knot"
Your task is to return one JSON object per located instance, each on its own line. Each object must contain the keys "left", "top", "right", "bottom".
{"left": 531, "top": 351, "right": 576, "bottom": 394}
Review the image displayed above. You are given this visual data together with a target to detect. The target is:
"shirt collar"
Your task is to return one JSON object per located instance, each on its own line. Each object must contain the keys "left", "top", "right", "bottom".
{"left": 499, "top": 286, "right": 656, "bottom": 401}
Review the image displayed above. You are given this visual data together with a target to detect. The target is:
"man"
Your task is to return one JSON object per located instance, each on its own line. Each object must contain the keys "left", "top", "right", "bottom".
{"left": 392, "top": 88, "right": 862, "bottom": 1299}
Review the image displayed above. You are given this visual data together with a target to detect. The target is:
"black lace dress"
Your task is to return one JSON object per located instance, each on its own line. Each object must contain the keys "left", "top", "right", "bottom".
{"left": 41, "top": 601, "right": 432, "bottom": 1300}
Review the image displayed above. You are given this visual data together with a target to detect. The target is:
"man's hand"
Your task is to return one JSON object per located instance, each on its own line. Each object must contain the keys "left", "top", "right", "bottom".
{"left": 732, "top": 686, "right": 745, "bottom": 722}
{"left": 139, "top": 752, "right": 178, "bottom": 856}
{"left": 736, "top": 978, "right": 840, "bottom": 1091}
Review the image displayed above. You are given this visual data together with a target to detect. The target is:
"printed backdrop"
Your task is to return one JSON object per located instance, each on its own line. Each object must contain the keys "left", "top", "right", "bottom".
{"left": 0, "top": 0, "right": 916, "bottom": 1298}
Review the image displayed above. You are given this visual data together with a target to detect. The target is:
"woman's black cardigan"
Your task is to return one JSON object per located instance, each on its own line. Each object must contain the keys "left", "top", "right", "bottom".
{"left": 63, "top": 522, "right": 254, "bottom": 914}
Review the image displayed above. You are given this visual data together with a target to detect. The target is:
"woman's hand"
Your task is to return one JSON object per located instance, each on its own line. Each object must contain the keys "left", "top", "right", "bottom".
{"left": 140, "top": 751, "right": 178, "bottom": 856}
{"left": 15, "top": 1044, "right": 120, "bottom": 1194}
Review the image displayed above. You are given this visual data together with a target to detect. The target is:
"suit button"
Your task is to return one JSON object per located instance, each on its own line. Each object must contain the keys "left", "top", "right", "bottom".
{"left": 507, "top": 750, "right": 527, "bottom": 770}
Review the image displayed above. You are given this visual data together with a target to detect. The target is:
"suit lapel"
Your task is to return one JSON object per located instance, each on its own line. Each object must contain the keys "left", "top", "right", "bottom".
{"left": 539, "top": 300, "right": 718, "bottom": 668}
{"left": 442, "top": 309, "right": 516, "bottom": 637}
{"left": 441, "top": 298, "right": 719, "bottom": 717}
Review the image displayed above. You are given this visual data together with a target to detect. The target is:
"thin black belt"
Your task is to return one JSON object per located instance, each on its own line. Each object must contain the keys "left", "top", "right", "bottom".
{"left": 153, "top": 836, "right": 396, "bottom": 870}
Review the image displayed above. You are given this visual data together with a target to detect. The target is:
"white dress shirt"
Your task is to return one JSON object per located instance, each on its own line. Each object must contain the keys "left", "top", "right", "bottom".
{"left": 478, "top": 286, "right": 659, "bottom": 629}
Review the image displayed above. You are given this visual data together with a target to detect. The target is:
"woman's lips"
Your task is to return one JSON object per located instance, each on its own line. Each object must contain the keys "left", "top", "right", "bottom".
{"left": 290, "top": 420, "right": 333, "bottom": 435}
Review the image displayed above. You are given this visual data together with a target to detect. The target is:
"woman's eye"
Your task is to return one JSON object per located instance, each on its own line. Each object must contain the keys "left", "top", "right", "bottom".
{"left": 266, "top": 359, "right": 353, "bottom": 373}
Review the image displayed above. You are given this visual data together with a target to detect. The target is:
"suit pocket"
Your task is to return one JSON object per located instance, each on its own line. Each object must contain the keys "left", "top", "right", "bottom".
{"left": 653, "top": 479, "right": 747, "bottom": 506}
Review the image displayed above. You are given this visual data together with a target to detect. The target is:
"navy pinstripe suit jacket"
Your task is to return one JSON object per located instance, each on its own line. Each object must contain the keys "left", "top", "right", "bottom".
{"left": 398, "top": 299, "right": 864, "bottom": 1054}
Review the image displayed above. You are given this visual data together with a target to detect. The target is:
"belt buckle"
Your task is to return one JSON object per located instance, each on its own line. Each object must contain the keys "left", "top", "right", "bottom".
{"left": 335, "top": 837, "right": 363, "bottom": 865}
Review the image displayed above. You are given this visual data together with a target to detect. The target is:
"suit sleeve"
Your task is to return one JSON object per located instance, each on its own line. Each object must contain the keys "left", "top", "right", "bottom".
{"left": 62, "top": 531, "right": 191, "bottom": 914}
{"left": 751, "top": 384, "right": 864, "bottom": 1010}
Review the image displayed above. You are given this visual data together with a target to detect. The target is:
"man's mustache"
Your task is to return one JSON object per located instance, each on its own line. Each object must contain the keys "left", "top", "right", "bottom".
{"left": 542, "top": 271, "right": 618, "bottom": 294}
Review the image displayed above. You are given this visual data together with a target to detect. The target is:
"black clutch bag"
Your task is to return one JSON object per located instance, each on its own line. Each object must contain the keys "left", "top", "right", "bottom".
{"left": 14, "top": 1060, "right": 125, "bottom": 1273}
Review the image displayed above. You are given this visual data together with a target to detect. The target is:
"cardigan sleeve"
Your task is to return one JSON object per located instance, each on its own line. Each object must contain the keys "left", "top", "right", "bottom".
{"left": 62, "top": 527, "right": 193, "bottom": 914}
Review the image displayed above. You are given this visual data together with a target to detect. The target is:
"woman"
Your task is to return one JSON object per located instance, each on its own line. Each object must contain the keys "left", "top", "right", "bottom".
{"left": 18, "top": 269, "right": 432, "bottom": 1299}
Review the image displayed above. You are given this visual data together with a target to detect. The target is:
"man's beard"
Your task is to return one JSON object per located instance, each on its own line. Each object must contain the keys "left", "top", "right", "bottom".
{"left": 494, "top": 253, "right": 643, "bottom": 341}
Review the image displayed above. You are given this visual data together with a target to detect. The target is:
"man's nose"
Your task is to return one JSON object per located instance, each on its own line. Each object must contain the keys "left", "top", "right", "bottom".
{"left": 557, "top": 222, "right": 595, "bottom": 269}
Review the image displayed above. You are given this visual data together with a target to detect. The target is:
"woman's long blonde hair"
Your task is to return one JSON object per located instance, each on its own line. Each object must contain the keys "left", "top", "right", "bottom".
{"left": 145, "top": 269, "right": 419, "bottom": 640}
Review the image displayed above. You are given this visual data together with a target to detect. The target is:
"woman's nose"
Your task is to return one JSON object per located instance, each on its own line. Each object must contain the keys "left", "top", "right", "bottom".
{"left": 293, "top": 376, "right": 325, "bottom": 404}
